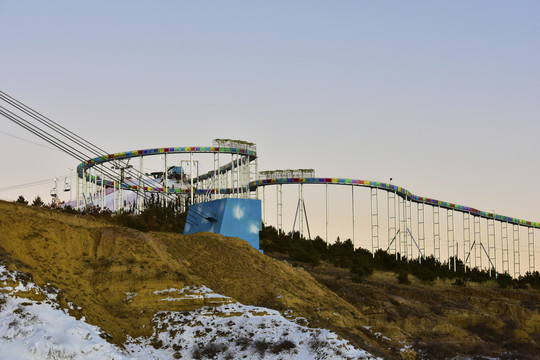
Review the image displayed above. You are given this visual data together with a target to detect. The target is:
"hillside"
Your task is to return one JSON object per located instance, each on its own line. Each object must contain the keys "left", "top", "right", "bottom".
{"left": 299, "top": 260, "right": 540, "bottom": 359}
{"left": 1, "top": 200, "right": 539, "bottom": 359}
{"left": 0, "top": 201, "right": 381, "bottom": 359}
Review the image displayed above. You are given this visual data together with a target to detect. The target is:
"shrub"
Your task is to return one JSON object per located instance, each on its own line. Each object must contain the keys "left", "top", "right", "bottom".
{"left": 497, "top": 273, "right": 513, "bottom": 289}
{"left": 61, "top": 205, "right": 79, "bottom": 214}
{"left": 192, "top": 343, "right": 228, "bottom": 359}
{"left": 397, "top": 272, "right": 411, "bottom": 285}
{"left": 234, "top": 337, "right": 250, "bottom": 351}
{"left": 412, "top": 266, "right": 437, "bottom": 283}
{"left": 519, "top": 271, "right": 540, "bottom": 289}
{"left": 271, "top": 339, "right": 296, "bottom": 354}
{"left": 32, "top": 196, "right": 44, "bottom": 207}
{"left": 16, "top": 195, "right": 28, "bottom": 205}
{"left": 466, "top": 267, "right": 491, "bottom": 283}
{"left": 254, "top": 339, "right": 271, "bottom": 356}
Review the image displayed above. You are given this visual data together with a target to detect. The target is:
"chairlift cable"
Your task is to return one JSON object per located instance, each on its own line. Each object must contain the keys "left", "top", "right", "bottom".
{"left": 1, "top": 92, "right": 182, "bottom": 203}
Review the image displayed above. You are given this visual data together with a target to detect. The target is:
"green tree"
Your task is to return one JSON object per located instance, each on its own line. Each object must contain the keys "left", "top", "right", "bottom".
{"left": 16, "top": 195, "right": 28, "bottom": 205}
{"left": 32, "top": 196, "right": 44, "bottom": 207}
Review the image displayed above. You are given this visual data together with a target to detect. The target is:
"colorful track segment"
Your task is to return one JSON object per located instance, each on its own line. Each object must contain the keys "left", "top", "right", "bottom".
{"left": 77, "top": 146, "right": 539, "bottom": 229}
{"left": 251, "top": 178, "right": 540, "bottom": 229}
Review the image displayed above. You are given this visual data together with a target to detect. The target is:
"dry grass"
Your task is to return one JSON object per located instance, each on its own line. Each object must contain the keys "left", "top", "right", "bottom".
{"left": 0, "top": 201, "right": 381, "bottom": 355}
{"left": 2, "top": 200, "right": 539, "bottom": 359}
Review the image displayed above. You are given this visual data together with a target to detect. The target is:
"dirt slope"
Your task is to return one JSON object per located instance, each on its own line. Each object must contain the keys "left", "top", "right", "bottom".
{"left": 0, "top": 201, "right": 385, "bottom": 357}
{"left": 2, "top": 200, "right": 538, "bottom": 359}
{"left": 301, "top": 258, "right": 540, "bottom": 359}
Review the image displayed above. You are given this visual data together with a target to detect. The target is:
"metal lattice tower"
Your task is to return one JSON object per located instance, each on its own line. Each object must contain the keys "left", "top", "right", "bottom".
{"left": 407, "top": 199, "right": 413, "bottom": 258}
{"left": 528, "top": 227, "right": 535, "bottom": 273}
{"left": 488, "top": 218, "right": 496, "bottom": 276}
{"left": 387, "top": 191, "right": 397, "bottom": 256}
{"left": 417, "top": 203, "right": 425, "bottom": 263}
{"left": 501, "top": 221, "right": 509, "bottom": 274}
{"left": 513, "top": 224, "right": 520, "bottom": 278}
{"left": 325, "top": 183, "right": 329, "bottom": 245}
{"left": 399, "top": 197, "right": 407, "bottom": 259}
{"left": 352, "top": 186, "right": 356, "bottom": 248}
{"left": 370, "top": 187, "right": 379, "bottom": 256}
{"left": 433, "top": 206, "right": 441, "bottom": 261}
{"left": 277, "top": 184, "right": 283, "bottom": 233}
{"left": 464, "top": 212, "right": 471, "bottom": 271}
{"left": 447, "top": 209, "right": 455, "bottom": 270}
{"left": 298, "top": 183, "right": 304, "bottom": 238}
{"left": 474, "top": 216, "right": 482, "bottom": 269}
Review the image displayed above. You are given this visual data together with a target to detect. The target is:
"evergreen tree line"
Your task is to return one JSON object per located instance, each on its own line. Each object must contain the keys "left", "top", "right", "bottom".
{"left": 260, "top": 224, "right": 540, "bottom": 289}
{"left": 15, "top": 194, "right": 187, "bottom": 233}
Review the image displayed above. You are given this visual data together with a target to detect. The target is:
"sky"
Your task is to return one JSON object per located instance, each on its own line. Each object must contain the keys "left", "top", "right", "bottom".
{"left": 1, "top": 1, "right": 539, "bottom": 269}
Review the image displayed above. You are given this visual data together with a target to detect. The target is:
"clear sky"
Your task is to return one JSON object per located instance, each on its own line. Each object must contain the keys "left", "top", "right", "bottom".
{"left": 1, "top": 1, "right": 539, "bottom": 266}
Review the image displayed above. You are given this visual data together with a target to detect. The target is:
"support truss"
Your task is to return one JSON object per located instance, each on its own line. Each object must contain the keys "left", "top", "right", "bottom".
{"left": 447, "top": 209, "right": 455, "bottom": 270}
{"left": 417, "top": 203, "right": 425, "bottom": 263}
{"left": 464, "top": 212, "right": 471, "bottom": 271}
{"left": 487, "top": 218, "right": 496, "bottom": 276}
{"left": 371, "top": 187, "right": 379, "bottom": 256}
{"left": 433, "top": 206, "right": 440, "bottom": 262}
{"left": 501, "top": 221, "right": 509, "bottom": 274}
{"left": 528, "top": 227, "right": 535, "bottom": 273}
{"left": 513, "top": 224, "right": 520, "bottom": 278}
{"left": 387, "top": 191, "right": 397, "bottom": 256}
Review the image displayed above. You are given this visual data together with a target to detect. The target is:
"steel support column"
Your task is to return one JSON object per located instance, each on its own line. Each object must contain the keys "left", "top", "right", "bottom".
{"left": 488, "top": 218, "right": 496, "bottom": 276}
{"left": 299, "top": 183, "right": 304, "bottom": 238}
{"left": 407, "top": 199, "right": 412, "bottom": 258}
{"left": 164, "top": 154, "right": 168, "bottom": 205}
{"left": 190, "top": 152, "right": 194, "bottom": 204}
{"left": 417, "top": 202, "right": 425, "bottom": 263}
{"left": 528, "top": 227, "right": 535, "bottom": 273}
{"left": 433, "top": 206, "right": 440, "bottom": 261}
{"left": 387, "top": 191, "right": 397, "bottom": 255}
{"left": 325, "top": 183, "right": 329, "bottom": 246}
{"left": 464, "top": 213, "right": 471, "bottom": 271}
{"left": 501, "top": 222, "right": 509, "bottom": 274}
{"left": 399, "top": 196, "right": 407, "bottom": 259}
{"left": 370, "top": 187, "right": 379, "bottom": 256}
{"left": 474, "top": 216, "right": 482, "bottom": 269}
{"left": 513, "top": 225, "right": 520, "bottom": 278}
{"left": 262, "top": 186, "right": 266, "bottom": 225}
{"left": 138, "top": 156, "right": 144, "bottom": 214}
{"left": 277, "top": 184, "right": 283, "bottom": 233}
{"left": 447, "top": 209, "right": 455, "bottom": 270}
{"left": 76, "top": 171, "right": 80, "bottom": 211}
{"left": 352, "top": 185, "right": 356, "bottom": 248}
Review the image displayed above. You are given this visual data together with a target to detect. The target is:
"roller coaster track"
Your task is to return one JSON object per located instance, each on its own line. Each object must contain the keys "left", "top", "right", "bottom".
{"left": 78, "top": 146, "right": 539, "bottom": 229}
{"left": 251, "top": 177, "right": 540, "bottom": 229}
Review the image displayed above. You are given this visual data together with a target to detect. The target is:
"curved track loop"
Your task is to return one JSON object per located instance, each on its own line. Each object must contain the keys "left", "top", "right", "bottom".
{"left": 78, "top": 146, "right": 539, "bottom": 229}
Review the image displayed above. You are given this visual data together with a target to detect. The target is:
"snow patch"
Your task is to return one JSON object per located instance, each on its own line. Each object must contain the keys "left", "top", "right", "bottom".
{"left": 125, "top": 302, "right": 378, "bottom": 359}
{"left": 0, "top": 295, "right": 129, "bottom": 360}
{"left": 0, "top": 263, "right": 380, "bottom": 359}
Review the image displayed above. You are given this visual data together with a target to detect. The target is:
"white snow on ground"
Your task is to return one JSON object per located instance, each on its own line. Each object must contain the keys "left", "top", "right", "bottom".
{"left": 0, "top": 264, "right": 380, "bottom": 359}
{"left": 0, "top": 296, "right": 131, "bottom": 360}
{"left": 0, "top": 264, "right": 130, "bottom": 360}
{"left": 125, "top": 301, "right": 378, "bottom": 359}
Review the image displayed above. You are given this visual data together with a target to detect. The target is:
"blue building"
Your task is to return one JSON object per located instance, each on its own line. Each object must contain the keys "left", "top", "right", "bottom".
{"left": 184, "top": 198, "right": 262, "bottom": 251}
